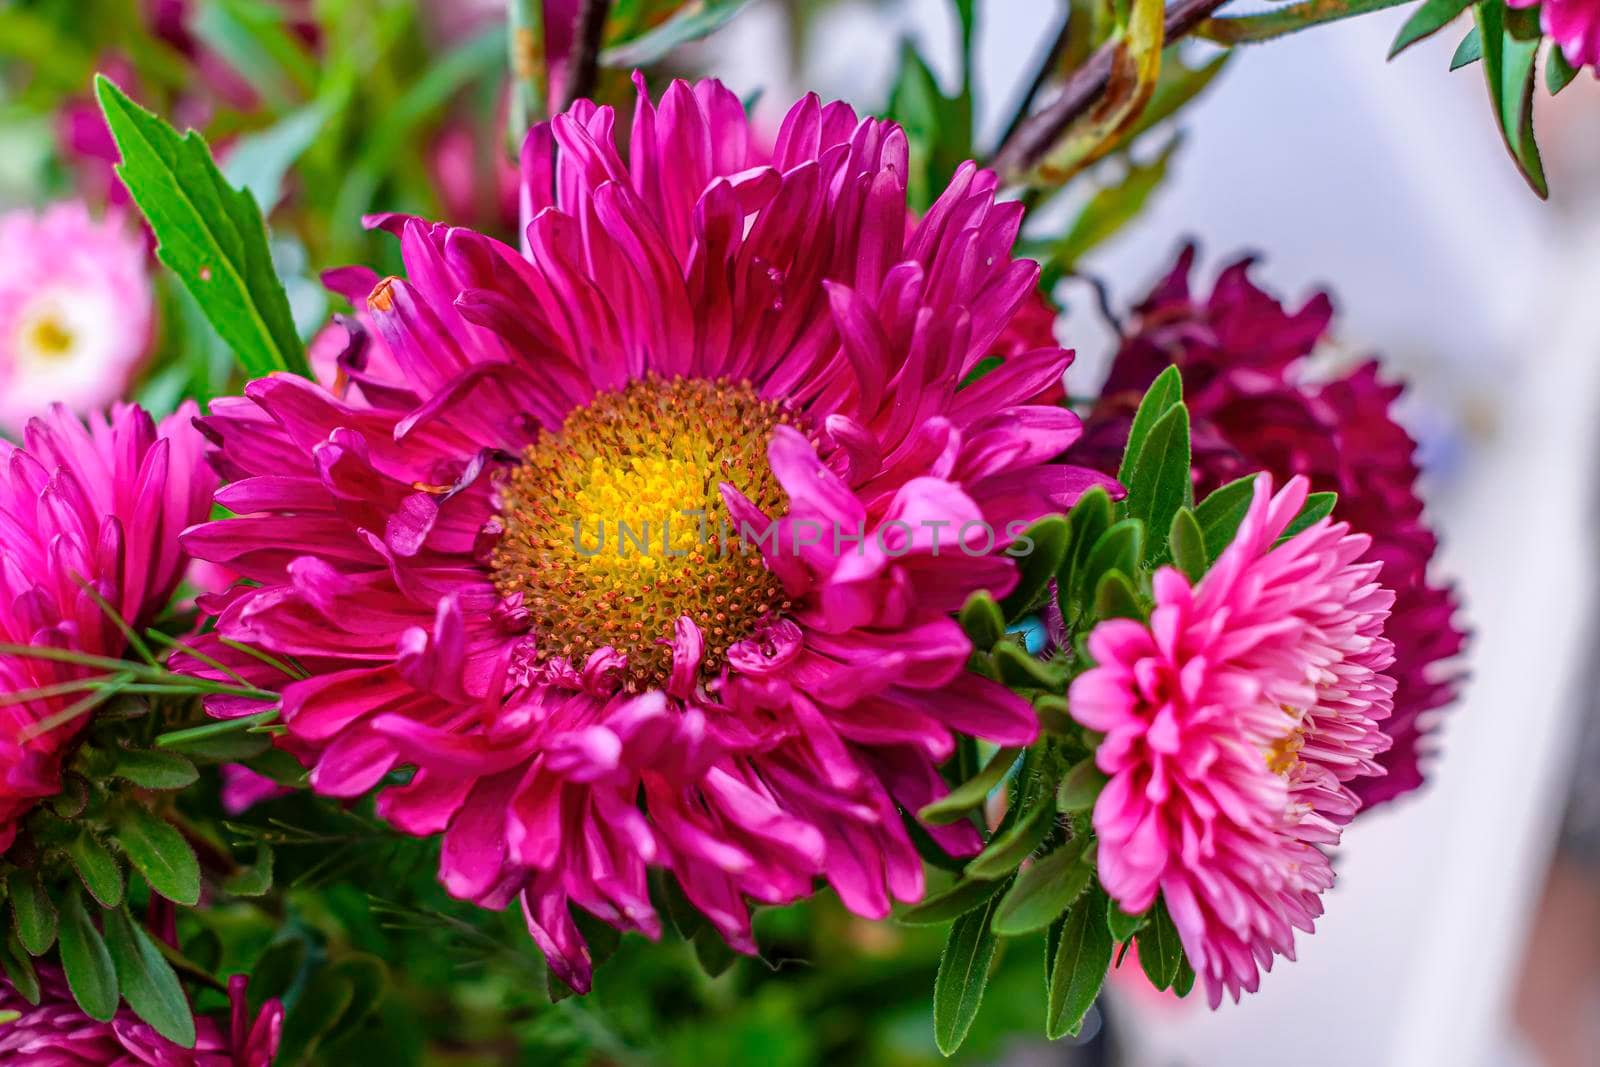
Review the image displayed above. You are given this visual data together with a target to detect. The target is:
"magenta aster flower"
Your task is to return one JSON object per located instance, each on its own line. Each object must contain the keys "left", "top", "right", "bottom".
{"left": 0, "top": 966, "right": 281, "bottom": 1066}
{"left": 181, "top": 76, "right": 1114, "bottom": 991}
{"left": 1069, "top": 246, "right": 1464, "bottom": 809}
{"left": 0, "top": 403, "right": 216, "bottom": 852}
{"left": 1070, "top": 474, "right": 1396, "bottom": 1006}
{"left": 0, "top": 202, "right": 153, "bottom": 433}
{"left": 1508, "top": 0, "right": 1600, "bottom": 70}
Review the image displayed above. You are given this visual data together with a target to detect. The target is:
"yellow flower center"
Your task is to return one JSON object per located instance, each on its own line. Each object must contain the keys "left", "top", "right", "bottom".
{"left": 1265, "top": 706, "right": 1308, "bottom": 776}
{"left": 491, "top": 376, "right": 800, "bottom": 691}
{"left": 22, "top": 312, "right": 76, "bottom": 361}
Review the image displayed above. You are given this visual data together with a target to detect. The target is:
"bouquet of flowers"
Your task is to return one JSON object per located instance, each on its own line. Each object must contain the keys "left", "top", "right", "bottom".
{"left": 1, "top": 0, "right": 1517, "bottom": 1060}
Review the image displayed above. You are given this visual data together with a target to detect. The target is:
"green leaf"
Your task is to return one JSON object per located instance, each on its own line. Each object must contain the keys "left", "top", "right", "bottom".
{"left": 1168, "top": 506, "right": 1207, "bottom": 581}
{"left": 0, "top": 930, "right": 39, "bottom": 1004}
{"left": 958, "top": 590, "right": 1006, "bottom": 651}
{"left": 1034, "top": 693, "right": 1075, "bottom": 735}
{"left": 102, "top": 905, "right": 196, "bottom": 1047}
{"left": 115, "top": 807, "right": 201, "bottom": 906}
{"left": 1474, "top": 2, "right": 1547, "bottom": 197}
{"left": 601, "top": 0, "right": 757, "bottom": 67}
{"left": 1048, "top": 137, "right": 1181, "bottom": 272}
{"left": 1107, "top": 903, "right": 1148, "bottom": 942}
{"left": 899, "top": 875, "right": 1009, "bottom": 926}
{"left": 224, "top": 843, "right": 275, "bottom": 897}
{"left": 59, "top": 890, "right": 117, "bottom": 1022}
{"left": 932, "top": 886, "right": 1004, "bottom": 1055}
{"left": 1390, "top": 0, "right": 1475, "bottom": 57}
{"left": 1451, "top": 25, "right": 1483, "bottom": 68}
{"left": 1056, "top": 758, "right": 1108, "bottom": 813}
{"left": 247, "top": 939, "right": 307, "bottom": 1010}
{"left": 1136, "top": 897, "right": 1185, "bottom": 989}
{"left": 7, "top": 869, "right": 56, "bottom": 955}
{"left": 95, "top": 76, "right": 310, "bottom": 378}
{"left": 1547, "top": 46, "right": 1580, "bottom": 94}
{"left": 327, "top": 954, "right": 389, "bottom": 1029}
{"left": 277, "top": 964, "right": 356, "bottom": 1065}
{"left": 993, "top": 641, "right": 1064, "bottom": 690}
{"left": 155, "top": 710, "right": 279, "bottom": 752}
{"left": 920, "top": 747, "right": 1022, "bottom": 825}
{"left": 992, "top": 840, "right": 1093, "bottom": 936}
{"left": 965, "top": 797, "right": 1055, "bottom": 881}
{"left": 1117, "top": 365, "right": 1183, "bottom": 485}
{"left": 1092, "top": 571, "right": 1143, "bottom": 620}
{"left": 1046, "top": 888, "right": 1113, "bottom": 1039}
{"left": 886, "top": 39, "right": 974, "bottom": 211}
{"left": 110, "top": 748, "right": 199, "bottom": 791}
{"left": 692, "top": 927, "right": 739, "bottom": 978}
{"left": 1125, "top": 404, "right": 1192, "bottom": 554}
{"left": 1077, "top": 520, "right": 1145, "bottom": 605}
{"left": 1060, "top": 487, "right": 1114, "bottom": 615}
{"left": 67, "top": 833, "right": 125, "bottom": 909}
{"left": 1193, "top": 475, "right": 1258, "bottom": 564}
{"left": 1173, "top": 954, "right": 1198, "bottom": 997}
{"left": 1201, "top": 0, "right": 1412, "bottom": 44}
{"left": 1278, "top": 491, "right": 1337, "bottom": 544}
{"left": 221, "top": 103, "right": 328, "bottom": 213}
{"left": 1000, "top": 515, "right": 1072, "bottom": 621}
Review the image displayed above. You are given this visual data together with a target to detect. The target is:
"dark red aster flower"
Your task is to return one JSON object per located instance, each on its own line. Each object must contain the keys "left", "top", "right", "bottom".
{"left": 1069, "top": 244, "right": 1466, "bottom": 809}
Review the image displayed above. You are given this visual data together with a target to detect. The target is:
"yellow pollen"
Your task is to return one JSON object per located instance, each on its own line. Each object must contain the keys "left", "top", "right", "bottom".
{"left": 24, "top": 314, "right": 75, "bottom": 360}
{"left": 491, "top": 375, "right": 802, "bottom": 691}
{"left": 1265, "top": 706, "right": 1308, "bottom": 776}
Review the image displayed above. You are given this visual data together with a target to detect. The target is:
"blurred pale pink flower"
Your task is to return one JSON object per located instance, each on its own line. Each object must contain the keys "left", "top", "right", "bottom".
{"left": 0, "top": 202, "right": 153, "bottom": 433}
{"left": 220, "top": 764, "right": 292, "bottom": 815}
{"left": 1070, "top": 475, "right": 1396, "bottom": 1005}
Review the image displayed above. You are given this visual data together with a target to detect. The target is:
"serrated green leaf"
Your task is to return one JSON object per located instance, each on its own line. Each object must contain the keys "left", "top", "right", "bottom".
{"left": 601, "top": 0, "right": 757, "bottom": 67}
{"left": 1168, "top": 506, "right": 1207, "bottom": 581}
{"left": 1277, "top": 491, "right": 1337, "bottom": 544}
{"left": 958, "top": 591, "right": 1006, "bottom": 651}
{"left": 115, "top": 807, "right": 201, "bottom": 906}
{"left": 1117, "top": 365, "right": 1183, "bottom": 485}
{"left": 1001, "top": 515, "right": 1072, "bottom": 621}
{"left": 993, "top": 840, "right": 1092, "bottom": 936}
{"left": 1474, "top": 3, "right": 1547, "bottom": 197}
{"left": 1193, "top": 475, "right": 1258, "bottom": 563}
{"left": 1452, "top": 25, "right": 1483, "bottom": 68}
{"left": 1547, "top": 45, "right": 1580, "bottom": 94}
{"left": 932, "top": 886, "right": 1004, "bottom": 1055}
{"left": 224, "top": 843, "right": 274, "bottom": 897}
{"left": 59, "top": 890, "right": 117, "bottom": 1022}
{"left": 1136, "top": 897, "right": 1185, "bottom": 989}
{"left": 110, "top": 748, "right": 199, "bottom": 790}
{"left": 7, "top": 869, "right": 56, "bottom": 955}
{"left": 102, "top": 905, "right": 196, "bottom": 1047}
{"left": 67, "top": 834, "right": 124, "bottom": 909}
{"left": 920, "top": 746, "right": 1022, "bottom": 825}
{"left": 95, "top": 76, "right": 309, "bottom": 378}
{"left": 1390, "top": 0, "right": 1475, "bottom": 57}
{"left": 966, "top": 797, "right": 1055, "bottom": 881}
{"left": 1056, "top": 758, "right": 1109, "bottom": 813}
{"left": 1047, "top": 887, "right": 1112, "bottom": 1039}
{"left": 1125, "top": 404, "right": 1191, "bottom": 553}
{"left": 899, "top": 875, "right": 1009, "bottom": 925}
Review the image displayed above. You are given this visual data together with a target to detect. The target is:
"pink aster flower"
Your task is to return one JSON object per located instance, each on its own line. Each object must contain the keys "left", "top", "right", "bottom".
{"left": 1070, "top": 474, "right": 1396, "bottom": 1006}
{"left": 1509, "top": 0, "right": 1600, "bottom": 70}
{"left": 180, "top": 75, "right": 1115, "bottom": 992}
{"left": 0, "top": 202, "right": 154, "bottom": 433}
{"left": 0, "top": 403, "right": 216, "bottom": 852}
{"left": 0, "top": 966, "right": 281, "bottom": 1066}
{"left": 1069, "top": 245, "right": 1463, "bottom": 809}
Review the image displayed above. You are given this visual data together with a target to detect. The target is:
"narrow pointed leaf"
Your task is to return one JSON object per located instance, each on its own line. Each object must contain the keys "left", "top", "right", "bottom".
{"left": 67, "top": 833, "right": 124, "bottom": 909}
{"left": 1547, "top": 46, "right": 1579, "bottom": 94}
{"left": 1168, "top": 506, "right": 1207, "bottom": 581}
{"left": 59, "top": 890, "right": 117, "bottom": 1022}
{"left": 1117, "top": 365, "right": 1182, "bottom": 485}
{"left": 920, "top": 747, "right": 1022, "bottom": 825}
{"left": 966, "top": 798, "right": 1055, "bottom": 880}
{"left": 1047, "top": 888, "right": 1112, "bottom": 1039}
{"left": 1451, "top": 25, "right": 1483, "bottom": 67}
{"left": 899, "top": 875, "right": 1009, "bottom": 925}
{"left": 115, "top": 807, "right": 201, "bottom": 906}
{"left": 8, "top": 869, "right": 56, "bottom": 955}
{"left": 1277, "top": 491, "right": 1337, "bottom": 544}
{"left": 1193, "top": 475, "right": 1258, "bottom": 563}
{"left": 102, "top": 905, "right": 197, "bottom": 1047}
{"left": 110, "top": 748, "right": 199, "bottom": 790}
{"left": 1136, "top": 897, "right": 1185, "bottom": 989}
{"left": 1125, "top": 403, "right": 1191, "bottom": 553}
{"left": 992, "top": 840, "right": 1093, "bottom": 936}
{"left": 933, "top": 886, "right": 1005, "bottom": 1055}
{"left": 1390, "top": 0, "right": 1475, "bottom": 57}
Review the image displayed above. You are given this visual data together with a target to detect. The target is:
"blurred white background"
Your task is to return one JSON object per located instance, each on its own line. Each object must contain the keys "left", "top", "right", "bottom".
{"left": 713, "top": 4, "right": 1600, "bottom": 1064}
